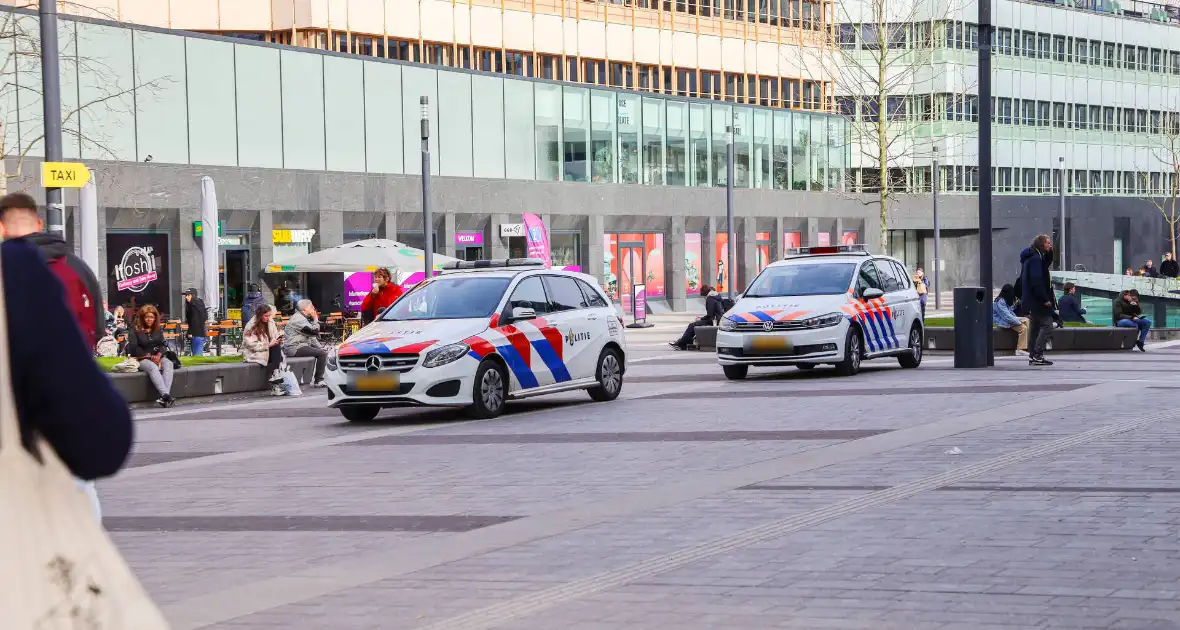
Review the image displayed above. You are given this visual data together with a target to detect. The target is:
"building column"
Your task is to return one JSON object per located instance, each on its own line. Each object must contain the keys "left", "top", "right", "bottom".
{"left": 380, "top": 211, "right": 398, "bottom": 241}
{"left": 587, "top": 213, "right": 605, "bottom": 285}
{"left": 318, "top": 211, "right": 344, "bottom": 250}
{"left": 96, "top": 206, "right": 109, "bottom": 302}
{"left": 441, "top": 212, "right": 457, "bottom": 258}
{"left": 179, "top": 205, "right": 202, "bottom": 298}
{"left": 668, "top": 216, "right": 686, "bottom": 311}
{"left": 489, "top": 213, "right": 510, "bottom": 260}
{"left": 703, "top": 216, "right": 717, "bottom": 293}
{"left": 774, "top": 216, "right": 785, "bottom": 261}
{"left": 253, "top": 210, "right": 275, "bottom": 303}
{"left": 806, "top": 217, "right": 819, "bottom": 247}
{"left": 835, "top": 217, "right": 845, "bottom": 247}
{"left": 737, "top": 218, "right": 757, "bottom": 293}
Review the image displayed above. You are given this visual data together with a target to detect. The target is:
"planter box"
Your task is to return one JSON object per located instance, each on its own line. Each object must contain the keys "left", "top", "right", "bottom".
{"left": 109, "top": 357, "right": 316, "bottom": 404}
{"left": 925, "top": 326, "right": 1137, "bottom": 353}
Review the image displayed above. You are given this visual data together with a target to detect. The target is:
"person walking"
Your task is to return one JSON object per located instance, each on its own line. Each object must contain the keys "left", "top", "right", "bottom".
{"left": 1161, "top": 252, "right": 1179, "bottom": 279}
{"left": 127, "top": 305, "right": 176, "bottom": 408}
{"left": 1113, "top": 289, "right": 1151, "bottom": 352}
{"left": 243, "top": 304, "right": 287, "bottom": 396}
{"left": 912, "top": 267, "right": 929, "bottom": 319}
{"left": 2, "top": 236, "right": 133, "bottom": 520}
{"left": 1019, "top": 234, "right": 1057, "bottom": 366}
{"left": 1057, "top": 282, "right": 1088, "bottom": 323}
{"left": 283, "top": 299, "right": 328, "bottom": 387}
{"left": 183, "top": 288, "right": 209, "bottom": 357}
{"left": 993, "top": 284, "right": 1030, "bottom": 357}
{"left": 360, "top": 267, "right": 403, "bottom": 325}
{"left": 670, "top": 285, "right": 725, "bottom": 350}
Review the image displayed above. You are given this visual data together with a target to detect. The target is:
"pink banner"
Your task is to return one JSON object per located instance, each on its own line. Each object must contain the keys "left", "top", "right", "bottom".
{"left": 634, "top": 285, "right": 647, "bottom": 321}
{"left": 522, "top": 212, "right": 551, "bottom": 268}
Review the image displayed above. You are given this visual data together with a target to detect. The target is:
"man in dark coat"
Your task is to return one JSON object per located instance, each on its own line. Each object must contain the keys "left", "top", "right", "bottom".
{"left": 1160, "top": 253, "right": 1179, "bottom": 279}
{"left": 183, "top": 288, "right": 209, "bottom": 356}
{"left": 1057, "top": 282, "right": 1087, "bottom": 323}
{"left": 1019, "top": 234, "right": 1057, "bottom": 366}
{"left": 670, "top": 285, "right": 726, "bottom": 350}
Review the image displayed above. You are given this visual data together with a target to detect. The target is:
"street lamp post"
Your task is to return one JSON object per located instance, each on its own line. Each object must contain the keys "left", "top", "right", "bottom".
{"left": 1058, "top": 156, "right": 1066, "bottom": 271}
{"left": 933, "top": 147, "right": 941, "bottom": 311}
{"left": 421, "top": 96, "right": 433, "bottom": 279}
{"left": 726, "top": 117, "right": 736, "bottom": 301}
{"left": 978, "top": 0, "right": 995, "bottom": 366}
{"left": 40, "top": 0, "right": 65, "bottom": 238}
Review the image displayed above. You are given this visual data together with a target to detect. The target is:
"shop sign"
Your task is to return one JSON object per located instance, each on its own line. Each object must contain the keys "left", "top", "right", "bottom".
{"left": 192, "top": 220, "right": 225, "bottom": 240}
{"left": 272, "top": 228, "right": 316, "bottom": 244}
{"left": 114, "top": 245, "right": 158, "bottom": 292}
{"left": 218, "top": 235, "right": 247, "bottom": 246}
{"left": 500, "top": 223, "right": 525, "bottom": 237}
{"left": 456, "top": 232, "right": 484, "bottom": 246}
{"left": 106, "top": 232, "right": 171, "bottom": 313}
{"left": 41, "top": 161, "right": 90, "bottom": 188}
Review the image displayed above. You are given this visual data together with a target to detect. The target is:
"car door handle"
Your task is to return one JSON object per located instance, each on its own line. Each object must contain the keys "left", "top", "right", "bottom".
{"left": 586, "top": 315, "right": 600, "bottom": 320}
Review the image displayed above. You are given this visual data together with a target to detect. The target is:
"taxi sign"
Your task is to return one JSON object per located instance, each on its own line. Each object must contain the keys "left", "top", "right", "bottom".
{"left": 41, "top": 162, "right": 91, "bottom": 188}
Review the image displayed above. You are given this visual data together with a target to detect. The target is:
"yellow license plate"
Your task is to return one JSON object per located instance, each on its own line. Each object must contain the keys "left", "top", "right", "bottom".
{"left": 750, "top": 336, "right": 792, "bottom": 352}
{"left": 351, "top": 372, "right": 400, "bottom": 392}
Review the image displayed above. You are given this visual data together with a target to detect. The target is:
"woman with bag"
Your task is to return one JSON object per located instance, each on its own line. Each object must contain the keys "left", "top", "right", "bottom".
{"left": 242, "top": 304, "right": 288, "bottom": 396}
{"left": 126, "top": 305, "right": 175, "bottom": 408}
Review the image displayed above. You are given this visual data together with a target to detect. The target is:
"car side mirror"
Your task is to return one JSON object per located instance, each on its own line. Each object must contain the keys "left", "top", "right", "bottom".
{"left": 511, "top": 306, "right": 537, "bottom": 321}
{"left": 861, "top": 288, "right": 885, "bottom": 300}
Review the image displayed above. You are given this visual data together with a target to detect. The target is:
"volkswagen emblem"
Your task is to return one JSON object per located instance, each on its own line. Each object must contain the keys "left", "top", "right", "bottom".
{"left": 762, "top": 321, "right": 774, "bottom": 332}
{"left": 365, "top": 356, "right": 382, "bottom": 372}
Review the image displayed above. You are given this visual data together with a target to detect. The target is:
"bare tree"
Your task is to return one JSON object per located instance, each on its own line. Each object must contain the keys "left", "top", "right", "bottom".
{"left": 0, "top": 3, "right": 166, "bottom": 193}
{"left": 794, "top": 0, "right": 971, "bottom": 246}
{"left": 1140, "top": 111, "right": 1180, "bottom": 260}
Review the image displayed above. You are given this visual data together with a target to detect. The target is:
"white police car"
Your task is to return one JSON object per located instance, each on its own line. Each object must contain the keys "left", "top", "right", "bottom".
{"left": 324, "top": 259, "right": 626, "bottom": 421}
{"left": 716, "top": 246, "right": 923, "bottom": 379}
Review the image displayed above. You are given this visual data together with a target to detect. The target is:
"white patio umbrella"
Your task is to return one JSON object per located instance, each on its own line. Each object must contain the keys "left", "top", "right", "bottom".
{"left": 264, "top": 238, "right": 459, "bottom": 276}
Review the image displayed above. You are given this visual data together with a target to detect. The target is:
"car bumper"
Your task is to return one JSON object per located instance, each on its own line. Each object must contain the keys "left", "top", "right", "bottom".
{"left": 716, "top": 325, "right": 845, "bottom": 366}
{"left": 324, "top": 361, "right": 475, "bottom": 408}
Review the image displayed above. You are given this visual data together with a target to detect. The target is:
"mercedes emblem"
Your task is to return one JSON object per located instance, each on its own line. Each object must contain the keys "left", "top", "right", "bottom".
{"left": 365, "top": 356, "right": 382, "bottom": 372}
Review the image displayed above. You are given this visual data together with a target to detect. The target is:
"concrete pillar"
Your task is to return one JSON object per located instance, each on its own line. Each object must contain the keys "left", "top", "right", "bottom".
{"left": 381, "top": 211, "right": 397, "bottom": 241}
{"left": 441, "top": 213, "right": 457, "bottom": 258}
{"left": 179, "top": 205, "right": 202, "bottom": 299}
{"left": 96, "top": 206, "right": 109, "bottom": 302}
{"left": 703, "top": 216, "right": 717, "bottom": 292}
{"left": 835, "top": 218, "right": 845, "bottom": 247}
{"left": 254, "top": 210, "right": 274, "bottom": 302}
{"left": 774, "top": 216, "right": 785, "bottom": 261}
{"left": 668, "top": 216, "right": 686, "bottom": 311}
{"left": 806, "top": 217, "right": 819, "bottom": 247}
{"left": 489, "top": 213, "right": 510, "bottom": 259}
{"left": 318, "top": 211, "right": 344, "bottom": 250}
{"left": 587, "top": 213, "right": 605, "bottom": 285}
{"left": 737, "top": 218, "right": 757, "bottom": 293}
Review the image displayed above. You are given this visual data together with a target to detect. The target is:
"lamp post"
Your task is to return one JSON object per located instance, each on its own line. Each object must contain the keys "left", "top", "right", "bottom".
{"left": 726, "top": 116, "right": 736, "bottom": 301}
{"left": 40, "top": 0, "right": 64, "bottom": 238}
{"left": 421, "top": 96, "right": 433, "bottom": 279}
{"left": 1058, "top": 156, "right": 1066, "bottom": 271}
{"left": 933, "top": 147, "right": 941, "bottom": 311}
{"left": 978, "top": 0, "right": 995, "bottom": 366}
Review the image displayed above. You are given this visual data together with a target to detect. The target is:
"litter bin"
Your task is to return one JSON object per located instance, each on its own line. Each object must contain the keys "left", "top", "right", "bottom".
{"left": 953, "top": 286, "right": 990, "bottom": 368}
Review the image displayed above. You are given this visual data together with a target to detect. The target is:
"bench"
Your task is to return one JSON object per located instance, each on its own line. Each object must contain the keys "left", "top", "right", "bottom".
{"left": 924, "top": 327, "right": 1138, "bottom": 353}
{"left": 693, "top": 326, "right": 718, "bottom": 351}
{"left": 109, "top": 357, "right": 316, "bottom": 404}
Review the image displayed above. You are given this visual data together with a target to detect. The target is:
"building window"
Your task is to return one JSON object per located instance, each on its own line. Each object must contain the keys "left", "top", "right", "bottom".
{"left": 1052, "top": 102, "right": 1065, "bottom": 128}
{"left": 538, "top": 54, "right": 563, "bottom": 80}
{"left": 997, "top": 97, "right": 1012, "bottom": 124}
{"left": 476, "top": 48, "right": 503, "bottom": 73}
{"left": 1074, "top": 104, "right": 1087, "bottom": 130}
{"left": 505, "top": 50, "right": 533, "bottom": 76}
{"left": 997, "top": 28, "right": 1012, "bottom": 55}
{"left": 390, "top": 39, "right": 419, "bottom": 62}
{"left": 1052, "top": 35, "right": 1065, "bottom": 61}
{"left": 583, "top": 59, "right": 606, "bottom": 85}
{"left": 425, "top": 43, "right": 453, "bottom": 66}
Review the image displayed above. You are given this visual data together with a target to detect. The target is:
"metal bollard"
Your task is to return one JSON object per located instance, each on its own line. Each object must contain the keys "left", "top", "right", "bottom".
{"left": 953, "top": 286, "right": 990, "bottom": 368}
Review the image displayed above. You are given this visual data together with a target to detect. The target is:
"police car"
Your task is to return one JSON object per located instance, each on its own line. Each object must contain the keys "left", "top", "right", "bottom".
{"left": 716, "top": 245, "right": 923, "bottom": 379}
{"left": 323, "top": 259, "right": 626, "bottom": 421}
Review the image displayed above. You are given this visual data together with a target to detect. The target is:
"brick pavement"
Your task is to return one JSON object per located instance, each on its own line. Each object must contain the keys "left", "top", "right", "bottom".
{"left": 95, "top": 346, "right": 1180, "bottom": 629}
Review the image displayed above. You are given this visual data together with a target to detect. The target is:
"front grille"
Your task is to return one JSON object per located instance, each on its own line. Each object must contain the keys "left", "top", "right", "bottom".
{"left": 730, "top": 320, "right": 810, "bottom": 332}
{"left": 721, "top": 343, "right": 834, "bottom": 358}
{"left": 339, "top": 353, "right": 420, "bottom": 373}
{"left": 341, "top": 383, "right": 416, "bottom": 396}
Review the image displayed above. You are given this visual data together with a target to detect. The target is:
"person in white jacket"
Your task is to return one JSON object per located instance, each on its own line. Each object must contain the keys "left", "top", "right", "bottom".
{"left": 242, "top": 304, "right": 287, "bottom": 396}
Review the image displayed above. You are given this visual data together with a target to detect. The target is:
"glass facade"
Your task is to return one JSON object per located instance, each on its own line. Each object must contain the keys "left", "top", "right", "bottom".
{"left": 2, "top": 13, "right": 846, "bottom": 192}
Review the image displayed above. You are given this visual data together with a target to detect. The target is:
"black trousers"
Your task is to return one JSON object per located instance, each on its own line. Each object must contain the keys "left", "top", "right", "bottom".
{"left": 675, "top": 317, "right": 711, "bottom": 348}
{"left": 294, "top": 346, "right": 327, "bottom": 380}
{"left": 1027, "top": 313, "right": 1054, "bottom": 357}
{"left": 266, "top": 346, "right": 284, "bottom": 379}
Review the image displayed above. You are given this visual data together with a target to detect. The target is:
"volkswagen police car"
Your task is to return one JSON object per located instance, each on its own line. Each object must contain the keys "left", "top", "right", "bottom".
{"left": 716, "top": 245, "right": 923, "bottom": 379}
{"left": 323, "top": 259, "right": 626, "bottom": 421}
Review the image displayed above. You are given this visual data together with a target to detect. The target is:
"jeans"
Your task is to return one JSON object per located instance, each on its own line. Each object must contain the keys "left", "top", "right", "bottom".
{"left": 191, "top": 335, "right": 206, "bottom": 356}
{"left": 1117, "top": 317, "right": 1152, "bottom": 344}
{"left": 919, "top": 295, "right": 927, "bottom": 320}
{"left": 139, "top": 358, "right": 174, "bottom": 396}
{"left": 1028, "top": 313, "right": 1055, "bottom": 357}
{"left": 293, "top": 345, "right": 327, "bottom": 381}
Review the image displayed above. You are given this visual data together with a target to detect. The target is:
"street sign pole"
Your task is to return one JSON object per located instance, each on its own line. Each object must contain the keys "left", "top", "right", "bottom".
{"left": 421, "top": 97, "right": 433, "bottom": 280}
{"left": 726, "top": 116, "right": 736, "bottom": 300}
{"left": 40, "top": 0, "right": 65, "bottom": 237}
{"left": 978, "top": 0, "right": 995, "bottom": 366}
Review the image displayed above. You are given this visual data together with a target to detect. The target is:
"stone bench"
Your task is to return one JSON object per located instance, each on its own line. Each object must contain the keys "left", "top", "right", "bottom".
{"left": 924, "top": 327, "right": 1138, "bottom": 353}
{"left": 692, "top": 326, "right": 718, "bottom": 351}
{"left": 109, "top": 357, "right": 316, "bottom": 404}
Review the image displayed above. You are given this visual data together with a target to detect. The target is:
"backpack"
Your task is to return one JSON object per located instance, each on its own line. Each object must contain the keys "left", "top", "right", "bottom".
{"left": 47, "top": 256, "right": 100, "bottom": 348}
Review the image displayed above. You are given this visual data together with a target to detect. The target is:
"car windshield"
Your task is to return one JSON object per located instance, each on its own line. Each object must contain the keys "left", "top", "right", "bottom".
{"left": 380, "top": 276, "right": 511, "bottom": 321}
{"left": 744, "top": 263, "right": 856, "bottom": 297}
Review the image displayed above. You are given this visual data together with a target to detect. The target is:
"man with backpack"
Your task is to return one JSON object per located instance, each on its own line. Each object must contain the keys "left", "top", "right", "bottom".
{"left": 1018, "top": 234, "right": 1058, "bottom": 367}
{"left": 0, "top": 192, "right": 105, "bottom": 351}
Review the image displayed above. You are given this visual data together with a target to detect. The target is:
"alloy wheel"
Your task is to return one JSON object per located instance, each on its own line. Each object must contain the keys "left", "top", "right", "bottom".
{"left": 481, "top": 368, "right": 504, "bottom": 412}
{"left": 601, "top": 353, "right": 621, "bottom": 395}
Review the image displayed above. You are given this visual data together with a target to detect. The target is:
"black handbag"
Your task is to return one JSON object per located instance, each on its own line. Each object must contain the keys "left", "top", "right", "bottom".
{"left": 164, "top": 350, "right": 183, "bottom": 370}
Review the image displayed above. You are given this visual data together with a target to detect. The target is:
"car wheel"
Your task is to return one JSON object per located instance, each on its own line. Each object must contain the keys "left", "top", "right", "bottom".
{"left": 722, "top": 364, "right": 749, "bottom": 380}
{"left": 796, "top": 363, "right": 816, "bottom": 370}
{"left": 898, "top": 325, "right": 923, "bottom": 369}
{"left": 588, "top": 348, "right": 624, "bottom": 402}
{"left": 340, "top": 406, "right": 380, "bottom": 423}
{"left": 834, "top": 327, "right": 862, "bottom": 377}
{"left": 468, "top": 359, "right": 508, "bottom": 419}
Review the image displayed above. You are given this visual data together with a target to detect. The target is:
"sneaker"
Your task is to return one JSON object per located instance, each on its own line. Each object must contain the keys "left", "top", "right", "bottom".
{"left": 311, "top": 379, "right": 326, "bottom": 388}
{"left": 270, "top": 384, "right": 288, "bottom": 396}
{"left": 668, "top": 342, "right": 685, "bottom": 351}
{"left": 1136, "top": 341, "right": 1146, "bottom": 352}
{"left": 269, "top": 368, "right": 283, "bottom": 383}
{"left": 1029, "top": 357, "right": 1054, "bottom": 366}
{"left": 1014, "top": 349, "right": 1029, "bottom": 357}
{"left": 155, "top": 396, "right": 168, "bottom": 408}
{"left": 163, "top": 394, "right": 176, "bottom": 408}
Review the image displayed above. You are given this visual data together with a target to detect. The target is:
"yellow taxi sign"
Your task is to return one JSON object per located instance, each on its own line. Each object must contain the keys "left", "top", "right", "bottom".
{"left": 41, "top": 162, "right": 90, "bottom": 188}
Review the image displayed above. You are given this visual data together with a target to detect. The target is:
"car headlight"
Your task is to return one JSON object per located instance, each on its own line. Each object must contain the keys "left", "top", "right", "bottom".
{"left": 326, "top": 347, "right": 338, "bottom": 371}
{"left": 802, "top": 313, "right": 844, "bottom": 329}
{"left": 719, "top": 317, "right": 737, "bottom": 331}
{"left": 422, "top": 343, "right": 470, "bottom": 368}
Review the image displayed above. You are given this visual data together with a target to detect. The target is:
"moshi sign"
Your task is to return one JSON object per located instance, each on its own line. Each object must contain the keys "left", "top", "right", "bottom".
{"left": 114, "top": 246, "right": 159, "bottom": 292}
{"left": 41, "top": 162, "right": 90, "bottom": 188}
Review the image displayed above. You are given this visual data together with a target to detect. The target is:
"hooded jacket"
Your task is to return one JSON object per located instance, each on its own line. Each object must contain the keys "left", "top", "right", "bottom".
{"left": 25, "top": 232, "right": 105, "bottom": 345}
{"left": 242, "top": 290, "right": 267, "bottom": 326}
{"left": 703, "top": 291, "right": 725, "bottom": 325}
{"left": 1112, "top": 295, "right": 1142, "bottom": 322}
{"left": 1019, "top": 247, "right": 1055, "bottom": 316}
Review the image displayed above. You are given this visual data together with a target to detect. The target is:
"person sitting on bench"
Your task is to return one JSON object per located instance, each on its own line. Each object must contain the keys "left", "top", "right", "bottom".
{"left": 670, "top": 285, "right": 725, "bottom": 350}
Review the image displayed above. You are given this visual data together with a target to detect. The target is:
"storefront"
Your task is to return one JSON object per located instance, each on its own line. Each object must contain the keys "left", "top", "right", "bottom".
{"left": 456, "top": 232, "right": 484, "bottom": 261}
{"left": 106, "top": 231, "right": 172, "bottom": 317}
{"left": 269, "top": 228, "right": 316, "bottom": 315}
{"left": 219, "top": 232, "right": 251, "bottom": 321}
{"left": 604, "top": 232, "right": 665, "bottom": 313}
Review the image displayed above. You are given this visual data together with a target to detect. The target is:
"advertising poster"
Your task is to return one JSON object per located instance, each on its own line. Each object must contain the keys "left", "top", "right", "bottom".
{"left": 343, "top": 272, "right": 374, "bottom": 311}
{"left": 685, "top": 233, "right": 702, "bottom": 295}
{"left": 633, "top": 285, "right": 647, "bottom": 321}
{"left": 817, "top": 232, "right": 831, "bottom": 246}
{"left": 604, "top": 234, "right": 618, "bottom": 300}
{"left": 842, "top": 231, "right": 859, "bottom": 245}
{"left": 756, "top": 232, "right": 771, "bottom": 273}
{"left": 522, "top": 212, "right": 551, "bottom": 268}
{"left": 106, "top": 232, "right": 170, "bottom": 315}
{"left": 784, "top": 231, "right": 802, "bottom": 250}
{"left": 643, "top": 233, "right": 665, "bottom": 298}
{"left": 715, "top": 232, "right": 731, "bottom": 294}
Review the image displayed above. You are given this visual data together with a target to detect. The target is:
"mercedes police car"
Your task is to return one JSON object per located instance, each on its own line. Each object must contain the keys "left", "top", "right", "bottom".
{"left": 716, "top": 245, "right": 923, "bottom": 379}
{"left": 324, "top": 259, "right": 626, "bottom": 421}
